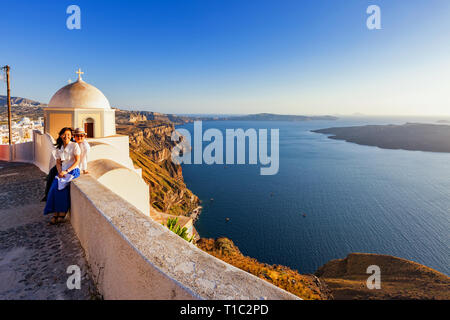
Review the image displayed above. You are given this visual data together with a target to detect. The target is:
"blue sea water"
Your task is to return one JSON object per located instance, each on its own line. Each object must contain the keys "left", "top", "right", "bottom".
{"left": 178, "top": 117, "right": 450, "bottom": 275}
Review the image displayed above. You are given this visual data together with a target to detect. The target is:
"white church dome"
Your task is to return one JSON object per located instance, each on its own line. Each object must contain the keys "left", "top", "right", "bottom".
{"left": 48, "top": 70, "right": 111, "bottom": 110}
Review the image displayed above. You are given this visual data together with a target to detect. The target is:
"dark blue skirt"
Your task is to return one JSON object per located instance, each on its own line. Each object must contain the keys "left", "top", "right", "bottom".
{"left": 43, "top": 168, "right": 80, "bottom": 215}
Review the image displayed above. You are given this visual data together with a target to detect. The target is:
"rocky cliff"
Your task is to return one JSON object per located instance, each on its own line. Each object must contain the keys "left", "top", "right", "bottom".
{"left": 197, "top": 237, "right": 333, "bottom": 300}
{"left": 116, "top": 120, "right": 200, "bottom": 217}
{"left": 198, "top": 240, "right": 450, "bottom": 300}
{"left": 315, "top": 253, "right": 450, "bottom": 300}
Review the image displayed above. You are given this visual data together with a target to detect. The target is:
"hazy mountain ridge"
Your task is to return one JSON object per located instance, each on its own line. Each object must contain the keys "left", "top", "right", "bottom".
{"left": 115, "top": 109, "right": 193, "bottom": 125}
{"left": 0, "top": 95, "right": 45, "bottom": 121}
{"left": 0, "top": 95, "right": 45, "bottom": 107}
{"left": 1, "top": 95, "right": 338, "bottom": 123}
{"left": 203, "top": 113, "right": 338, "bottom": 121}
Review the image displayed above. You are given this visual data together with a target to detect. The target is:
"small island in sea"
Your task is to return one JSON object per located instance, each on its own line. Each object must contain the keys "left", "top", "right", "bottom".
{"left": 312, "top": 123, "right": 450, "bottom": 153}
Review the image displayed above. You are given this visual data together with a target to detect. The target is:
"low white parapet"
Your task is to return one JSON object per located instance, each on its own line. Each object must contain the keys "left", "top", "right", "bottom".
{"left": 88, "top": 158, "right": 150, "bottom": 216}
{"left": 0, "top": 142, "right": 34, "bottom": 163}
{"left": 33, "top": 130, "right": 56, "bottom": 174}
{"left": 88, "top": 135, "right": 130, "bottom": 155}
{"left": 88, "top": 135, "right": 142, "bottom": 175}
{"left": 0, "top": 144, "right": 11, "bottom": 161}
{"left": 70, "top": 175, "right": 299, "bottom": 300}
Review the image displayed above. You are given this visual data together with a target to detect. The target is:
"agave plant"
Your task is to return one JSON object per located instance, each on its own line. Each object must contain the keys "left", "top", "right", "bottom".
{"left": 164, "top": 217, "right": 194, "bottom": 243}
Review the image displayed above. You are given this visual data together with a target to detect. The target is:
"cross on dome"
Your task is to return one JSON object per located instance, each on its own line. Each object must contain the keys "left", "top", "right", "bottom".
{"left": 76, "top": 68, "right": 84, "bottom": 81}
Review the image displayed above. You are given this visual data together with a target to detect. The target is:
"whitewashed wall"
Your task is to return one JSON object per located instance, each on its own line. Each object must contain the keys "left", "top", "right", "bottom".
{"left": 0, "top": 142, "right": 34, "bottom": 163}
{"left": 33, "top": 130, "right": 56, "bottom": 174}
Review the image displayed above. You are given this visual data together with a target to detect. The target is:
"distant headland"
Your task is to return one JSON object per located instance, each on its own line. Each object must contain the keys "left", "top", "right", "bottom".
{"left": 204, "top": 113, "right": 338, "bottom": 122}
{"left": 1, "top": 96, "right": 338, "bottom": 123}
{"left": 313, "top": 123, "right": 450, "bottom": 153}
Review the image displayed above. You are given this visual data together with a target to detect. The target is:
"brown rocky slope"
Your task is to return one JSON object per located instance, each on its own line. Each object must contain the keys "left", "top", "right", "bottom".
{"left": 116, "top": 120, "right": 200, "bottom": 216}
{"left": 315, "top": 253, "right": 450, "bottom": 300}
{"left": 197, "top": 237, "right": 333, "bottom": 300}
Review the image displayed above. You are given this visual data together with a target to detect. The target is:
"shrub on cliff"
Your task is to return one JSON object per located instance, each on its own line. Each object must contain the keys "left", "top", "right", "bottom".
{"left": 164, "top": 217, "right": 194, "bottom": 243}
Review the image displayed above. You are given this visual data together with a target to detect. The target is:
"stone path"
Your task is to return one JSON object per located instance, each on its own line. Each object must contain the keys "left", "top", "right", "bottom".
{"left": 0, "top": 161, "right": 97, "bottom": 299}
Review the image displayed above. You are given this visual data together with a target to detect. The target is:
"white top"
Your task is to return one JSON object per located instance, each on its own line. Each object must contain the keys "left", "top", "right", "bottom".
{"left": 56, "top": 141, "right": 81, "bottom": 171}
{"left": 78, "top": 140, "right": 91, "bottom": 171}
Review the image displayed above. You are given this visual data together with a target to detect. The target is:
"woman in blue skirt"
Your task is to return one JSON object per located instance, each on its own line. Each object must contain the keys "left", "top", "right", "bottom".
{"left": 44, "top": 127, "right": 81, "bottom": 225}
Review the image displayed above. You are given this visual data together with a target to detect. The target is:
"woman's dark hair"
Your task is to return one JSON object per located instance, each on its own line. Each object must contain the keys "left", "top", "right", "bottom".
{"left": 55, "top": 127, "right": 73, "bottom": 149}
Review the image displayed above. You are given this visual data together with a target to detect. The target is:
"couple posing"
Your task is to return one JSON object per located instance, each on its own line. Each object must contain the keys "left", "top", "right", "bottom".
{"left": 43, "top": 127, "right": 90, "bottom": 225}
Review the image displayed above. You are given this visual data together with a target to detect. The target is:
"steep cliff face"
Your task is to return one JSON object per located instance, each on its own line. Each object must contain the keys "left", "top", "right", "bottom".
{"left": 128, "top": 123, "right": 178, "bottom": 163}
{"left": 116, "top": 120, "right": 200, "bottom": 216}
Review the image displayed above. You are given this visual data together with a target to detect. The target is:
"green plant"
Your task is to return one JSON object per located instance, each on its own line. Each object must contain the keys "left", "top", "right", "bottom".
{"left": 163, "top": 217, "right": 194, "bottom": 243}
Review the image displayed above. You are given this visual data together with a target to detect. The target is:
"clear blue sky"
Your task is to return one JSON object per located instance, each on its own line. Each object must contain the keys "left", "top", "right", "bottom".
{"left": 1, "top": 0, "right": 449, "bottom": 115}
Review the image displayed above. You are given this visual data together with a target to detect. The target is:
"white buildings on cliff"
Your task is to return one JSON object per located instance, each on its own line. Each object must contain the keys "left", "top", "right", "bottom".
{"left": 0, "top": 117, "right": 43, "bottom": 144}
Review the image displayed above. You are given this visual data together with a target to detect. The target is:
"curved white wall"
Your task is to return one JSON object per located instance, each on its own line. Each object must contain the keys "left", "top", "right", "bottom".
{"left": 88, "top": 141, "right": 135, "bottom": 171}
{"left": 88, "top": 159, "right": 150, "bottom": 216}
